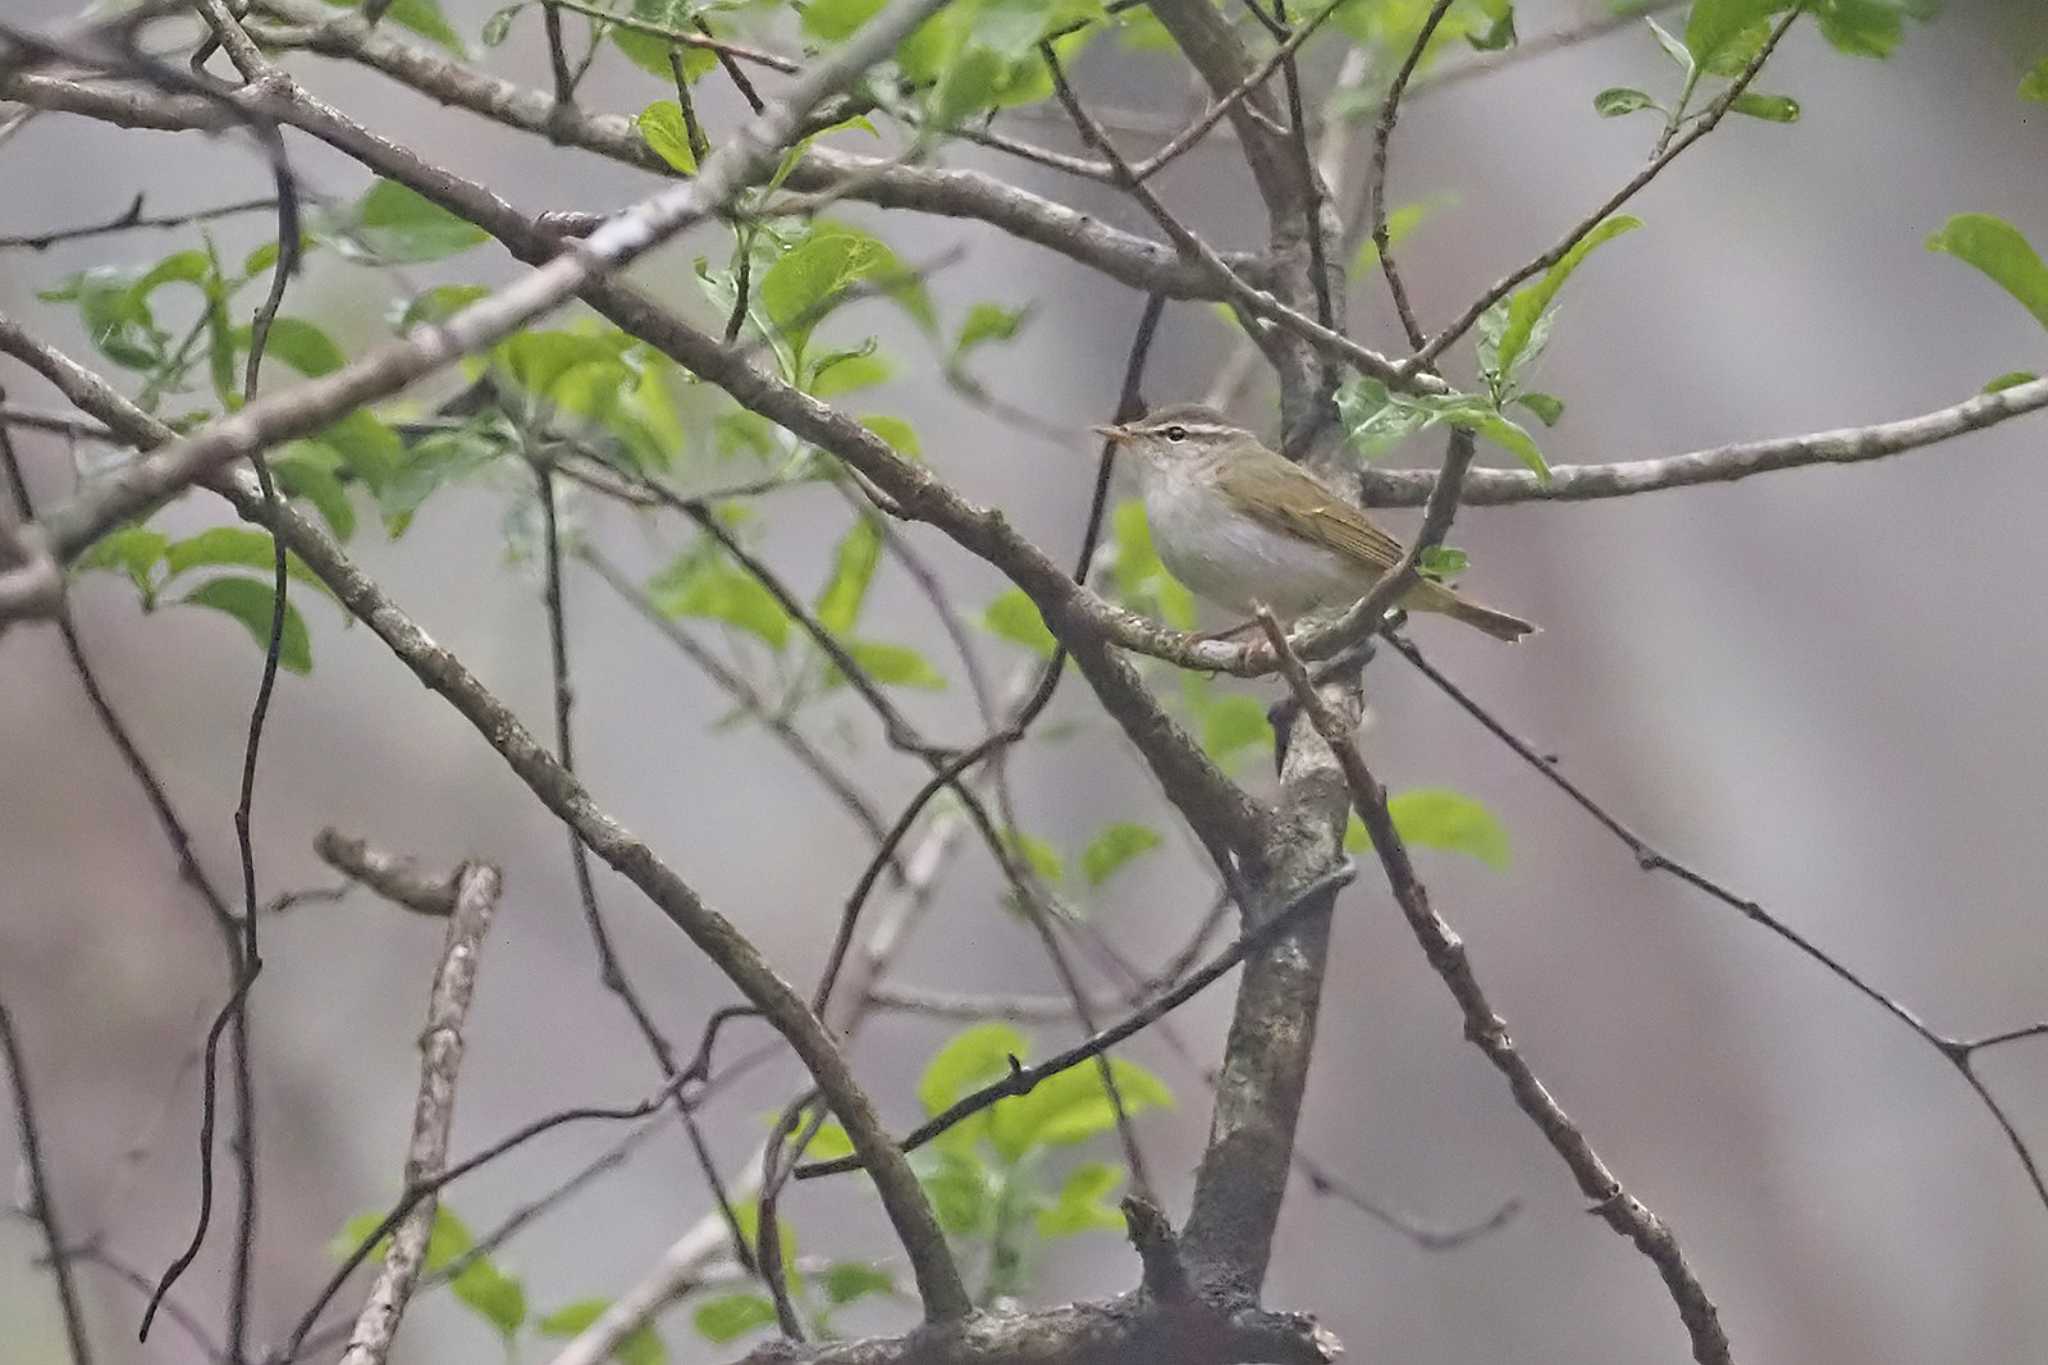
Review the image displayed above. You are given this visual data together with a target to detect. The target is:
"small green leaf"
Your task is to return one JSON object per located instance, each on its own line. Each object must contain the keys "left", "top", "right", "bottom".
{"left": 809, "top": 345, "right": 891, "bottom": 398}
{"left": 76, "top": 526, "right": 168, "bottom": 599}
{"left": 334, "top": 180, "right": 487, "bottom": 264}
{"left": 815, "top": 515, "right": 882, "bottom": 634}
{"left": 2023, "top": 59, "right": 2048, "bottom": 104}
{"left": 1036, "top": 1161, "right": 1126, "bottom": 1237}
{"left": 397, "top": 284, "right": 491, "bottom": 330}
{"left": 451, "top": 1257, "right": 526, "bottom": 1339}
{"left": 1461, "top": 408, "right": 1550, "bottom": 479}
{"left": 325, "top": 0, "right": 467, "bottom": 52}
{"left": 163, "top": 527, "right": 334, "bottom": 601}
{"left": 1005, "top": 829, "right": 1064, "bottom": 885}
{"left": 849, "top": 640, "right": 947, "bottom": 689}
{"left": 1494, "top": 215, "right": 1642, "bottom": 384}
{"left": 987, "top": 1056, "right": 1172, "bottom": 1162}
{"left": 246, "top": 317, "right": 346, "bottom": 376}
{"left": 759, "top": 222, "right": 930, "bottom": 359}
{"left": 1513, "top": 392, "right": 1565, "bottom": 426}
{"left": 917, "top": 1148, "right": 995, "bottom": 1233}
{"left": 275, "top": 447, "right": 357, "bottom": 541}
{"left": 1729, "top": 90, "right": 1800, "bottom": 122}
{"left": 953, "top": 301, "right": 1032, "bottom": 359}
{"left": 801, "top": 0, "right": 885, "bottom": 41}
{"left": 1593, "top": 87, "right": 1661, "bottom": 118}
{"left": 1078, "top": 822, "right": 1161, "bottom": 887}
{"left": 637, "top": 100, "right": 698, "bottom": 174}
{"left": 1465, "top": 3, "right": 1516, "bottom": 51}
{"left": 1352, "top": 199, "right": 1442, "bottom": 275}
{"left": 795, "top": 1121, "right": 854, "bottom": 1162}
{"left": 1683, "top": 0, "right": 1781, "bottom": 66}
{"left": 377, "top": 426, "right": 503, "bottom": 535}
{"left": 1645, "top": 15, "right": 1695, "bottom": 71}
{"left": 1335, "top": 376, "right": 1433, "bottom": 456}
{"left": 649, "top": 557, "right": 791, "bottom": 650}
{"left": 1418, "top": 545, "right": 1469, "bottom": 580}
{"left": 1815, "top": 0, "right": 1905, "bottom": 59}
{"left": 1985, "top": 371, "right": 2039, "bottom": 393}
{"left": 481, "top": 1, "right": 525, "bottom": 45}
{"left": 1346, "top": 788, "right": 1511, "bottom": 871}
{"left": 1927, "top": 213, "right": 2048, "bottom": 330}
{"left": 859, "top": 414, "right": 922, "bottom": 458}
{"left": 538, "top": 1299, "right": 667, "bottom": 1365}
{"left": 1199, "top": 693, "right": 1272, "bottom": 764}
{"left": 819, "top": 1261, "right": 893, "bottom": 1305}
{"left": 691, "top": 1294, "right": 777, "bottom": 1345}
{"left": 982, "top": 588, "right": 1058, "bottom": 658}
{"left": 918, "top": 1022, "right": 1027, "bottom": 1119}
{"left": 178, "top": 576, "right": 312, "bottom": 674}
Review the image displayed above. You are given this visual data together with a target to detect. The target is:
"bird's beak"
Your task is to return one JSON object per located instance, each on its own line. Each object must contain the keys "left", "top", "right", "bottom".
{"left": 1092, "top": 424, "right": 1130, "bottom": 444}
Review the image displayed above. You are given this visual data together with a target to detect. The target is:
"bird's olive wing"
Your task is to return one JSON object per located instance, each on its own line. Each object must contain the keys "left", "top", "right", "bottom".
{"left": 1218, "top": 457, "right": 1407, "bottom": 572}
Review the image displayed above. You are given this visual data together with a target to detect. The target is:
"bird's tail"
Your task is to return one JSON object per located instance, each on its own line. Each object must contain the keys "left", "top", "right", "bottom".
{"left": 1402, "top": 579, "right": 1539, "bottom": 643}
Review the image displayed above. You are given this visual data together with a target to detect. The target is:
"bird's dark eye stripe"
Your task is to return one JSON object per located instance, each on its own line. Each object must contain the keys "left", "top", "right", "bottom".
{"left": 1164, "top": 425, "right": 1188, "bottom": 441}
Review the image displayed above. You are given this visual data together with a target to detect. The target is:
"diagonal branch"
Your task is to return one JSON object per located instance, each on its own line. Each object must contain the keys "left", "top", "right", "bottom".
{"left": 336, "top": 859, "right": 502, "bottom": 1365}
{"left": 1, "top": 992, "right": 95, "bottom": 1365}
{"left": 1258, "top": 611, "right": 1733, "bottom": 1365}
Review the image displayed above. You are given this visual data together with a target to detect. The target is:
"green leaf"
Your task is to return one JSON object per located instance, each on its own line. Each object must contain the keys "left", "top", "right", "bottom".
{"left": 917, "top": 1148, "right": 996, "bottom": 1233}
{"left": 1513, "top": 392, "right": 1565, "bottom": 426}
{"left": 1700, "top": 17, "right": 1773, "bottom": 74}
{"left": 325, "top": 0, "right": 466, "bottom": 51}
{"left": 816, "top": 516, "right": 882, "bottom": 634}
{"left": 1466, "top": 3, "right": 1516, "bottom": 51}
{"left": 335, "top": 180, "right": 487, "bottom": 264}
{"left": 451, "top": 1257, "right": 526, "bottom": 1339}
{"left": 1494, "top": 215, "right": 1642, "bottom": 384}
{"left": 802, "top": 0, "right": 885, "bottom": 41}
{"left": 1729, "top": 90, "right": 1800, "bottom": 121}
{"left": 1110, "top": 498, "right": 1196, "bottom": 629}
{"left": 493, "top": 329, "right": 633, "bottom": 401}
{"left": 918, "top": 1022, "right": 1027, "bottom": 1119}
{"left": 1927, "top": 213, "right": 2048, "bottom": 329}
{"left": 953, "top": 301, "right": 1032, "bottom": 359}
{"left": 795, "top": 1121, "right": 854, "bottom": 1162}
{"left": 608, "top": 0, "right": 717, "bottom": 78}
{"left": 1334, "top": 376, "right": 1434, "bottom": 456}
{"left": 844, "top": 640, "right": 947, "bottom": 690}
{"left": 691, "top": 1295, "right": 777, "bottom": 1345}
{"left": 1815, "top": 0, "right": 1903, "bottom": 59}
{"left": 637, "top": 100, "right": 698, "bottom": 174}
{"left": 2023, "top": 59, "right": 2048, "bottom": 104}
{"left": 987, "top": 1056, "right": 1172, "bottom": 1162}
{"left": 481, "top": 1, "right": 526, "bottom": 45}
{"left": 1460, "top": 408, "right": 1550, "bottom": 479}
{"left": 1199, "top": 693, "right": 1273, "bottom": 764}
{"left": 1036, "top": 1161, "right": 1126, "bottom": 1238}
{"left": 1985, "top": 371, "right": 2039, "bottom": 393}
{"left": 1004, "top": 829, "right": 1064, "bottom": 885}
{"left": 1645, "top": 14, "right": 1694, "bottom": 71}
{"left": 759, "top": 222, "right": 932, "bottom": 359}
{"left": 1078, "top": 822, "right": 1161, "bottom": 887}
{"left": 1418, "top": 545, "right": 1469, "bottom": 580}
{"left": 1351, "top": 199, "right": 1444, "bottom": 274}
{"left": 982, "top": 588, "right": 1058, "bottom": 657}
{"left": 76, "top": 526, "right": 168, "bottom": 599}
{"left": 274, "top": 454, "right": 355, "bottom": 541}
{"left": 859, "top": 414, "right": 922, "bottom": 458}
{"left": 929, "top": 43, "right": 1009, "bottom": 129}
{"left": 819, "top": 1261, "right": 894, "bottom": 1305}
{"left": 178, "top": 576, "right": 312, "bottom": 674}
{"left": 1684, "top": 0, "right": 1782, "bottom": 66}
{"left": 377, "top": 426, "right": 504, "bottom": 535}
{"left": 247, "top": 317, "right": 346, "bottom": 376}
{"left": 538, "top": 1299, "right": 667, "bottom": 1365}
{"left": 1346, "top": 788, "right": 1511, "bottom": 871}
{"left": 163, "top": 527, "right": 334, "bottom": 601}
{"left": 809, "top": 345, "right": 891, "bottom": 398}
{"left": 1593, "top": 87, "right": 1661, "bottom": 118}
{"left": 397, "top": 284, "right": 491, "bottom": 330}
{"left": 649, "top": 557, "right": 791, "bottom": 650}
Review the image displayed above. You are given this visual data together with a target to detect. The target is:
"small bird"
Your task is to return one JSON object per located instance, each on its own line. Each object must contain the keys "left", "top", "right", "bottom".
{"left": 1096, "top": 403, "right": 1536, "bottom": 643}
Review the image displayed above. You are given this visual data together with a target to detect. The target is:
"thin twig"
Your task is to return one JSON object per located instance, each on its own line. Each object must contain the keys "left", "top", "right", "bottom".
{"left": 0, "top": 192, "right": 281, "bottom": 250}
{"left": 1385, "top": 630, "right": 2048, "bottom": 1215}
{"left": 1, "top": 994, "right": 95, "bottom": 1365}
{"left": 1257, "top": 611, "right": 1732, "bottom": 1365}
{"left": 1365, "top": 0, "right": 1455, "bottom": 350}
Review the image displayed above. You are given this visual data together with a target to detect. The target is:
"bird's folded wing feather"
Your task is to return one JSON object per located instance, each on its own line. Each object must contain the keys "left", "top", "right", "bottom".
{"left": 1218, "top": 458, "right": 1407, "bottom": 572}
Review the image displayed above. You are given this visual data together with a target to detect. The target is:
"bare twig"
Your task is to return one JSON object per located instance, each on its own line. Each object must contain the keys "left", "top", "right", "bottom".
{"left": 0, "top": 192, "right": 280, "bottom": 250}
{"left": 1, "top": 993, "right": 95, "bottom": 1365}
{"left": 1257, "top": 611, "right": 1732, "bottom": 1365}
{"left": 1365, "top": 0, "right": 1455, "bottom": 350}
{"left": 335, "top": 861, "right": 502, "bottom": 1365}
{"left": 314, "top": 829, "right": 457, "bottom": 915}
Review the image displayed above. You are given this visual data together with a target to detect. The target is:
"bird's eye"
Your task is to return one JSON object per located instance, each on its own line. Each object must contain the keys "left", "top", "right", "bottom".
{"left": 1164, "top": 425, "right": 1188, "bottom": 442}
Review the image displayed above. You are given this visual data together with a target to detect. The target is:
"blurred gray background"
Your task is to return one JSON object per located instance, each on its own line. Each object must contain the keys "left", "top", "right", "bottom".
{"left": 4, "top": 1, "right": 2048, "bottom": 1361}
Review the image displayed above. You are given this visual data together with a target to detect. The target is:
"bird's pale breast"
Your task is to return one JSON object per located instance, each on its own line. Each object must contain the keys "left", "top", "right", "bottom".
{"left": 1141, "top": 461, "right": 1371, "bottom": 616}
